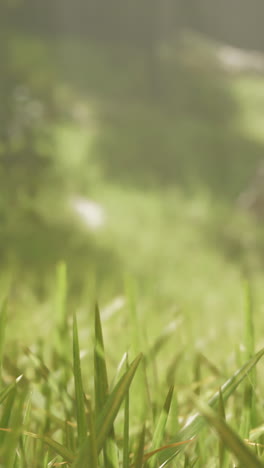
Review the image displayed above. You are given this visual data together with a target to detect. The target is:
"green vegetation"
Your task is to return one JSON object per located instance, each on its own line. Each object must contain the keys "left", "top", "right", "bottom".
{"left": 1, "top": 276, "right": 264, "bottom": 467}
{"left": 2, "top": 25, "right": 264, "bottom": 467}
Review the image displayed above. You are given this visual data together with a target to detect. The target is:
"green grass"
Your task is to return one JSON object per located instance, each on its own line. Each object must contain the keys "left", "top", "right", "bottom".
{"left": 2, "top": 31, "right": 264, "bottom": 466}
{"left": 1, "top": 271, "right": 264, "bottom": 467}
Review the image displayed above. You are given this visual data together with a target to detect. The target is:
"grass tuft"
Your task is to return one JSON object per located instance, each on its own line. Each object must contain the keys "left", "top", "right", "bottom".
{"left": 0, "top": 273, "right": 264, "bottom": 466}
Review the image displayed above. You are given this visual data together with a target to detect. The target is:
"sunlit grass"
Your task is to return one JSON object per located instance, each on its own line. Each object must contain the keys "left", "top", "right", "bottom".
{"left": 1, "top": 273, "right": 264, "bottom": 467}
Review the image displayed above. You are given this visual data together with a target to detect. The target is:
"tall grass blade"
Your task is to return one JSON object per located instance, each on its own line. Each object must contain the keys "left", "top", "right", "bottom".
{"left": 0, "top": 386, "right": 16, "bottom": 446}
{"left": 73, "top": 397, "right": 98, "bottom": 468}
{"left": 0, "top": 298, "right": 7, "bottom": 375}
{"left": 4, "top": 388, "right": 27, "bottom": 468}
{"left": 65, "top": 414, "right": 75, "bottom": 453}
{"left": 158, "top": 347, "right": 264, "bottom": 465}
{"left": 147, "top": 385, "right": 174, "bottom": 468}
{"left": 43, "top": 452, "right": 49, "bottom": 467}
{"left": 96, "top": 353, "right": 142, "bottom": 454}
{"left": 193, "top": 354, "right": 201, "bottom": 396}
{"left": 123, "top": 357, "right": 130, "bottom": 468}
{"left": 218, "top": 387, "right": 227, "bottom": 468}
{"left": 75, "top": 354, "right": 142, "bottom": 465}
{"left": 193, "top": 394, "right": 264, "bottom": 468}
{"left": 72, "top": 312, "right": 87, "bottom": 445}
{"left": 240, "top": 383, "right": 253, "bottom": 440}
{"left": 125, "top": 277, "right": 141, "bottom": 354}
{"left": 20, "top": 394, "right": 33, "bottom": 460}
{"left": 241, "top": 280, "right": 256, "bottom": 434}
{"left": 94, "top": 303, "right": 108, "bottom": 414}
{"left": 0, "top": 375, "right": 23, "bottom": 405}
{"left": 125, "top": 277, "right": 149, "bottom": 421}
{"left": 134, "top": 425, "right": 145, "bottom": 468}
{"left": 110, "top": 351, "right": 129, "bottom": 392}
{"left": 86, "top": 397, "right": 98, "bottom": 467}
{"left": 243, "top": 280, "right": 255, "bottom": 361}
{"left": 94, "top": 303, "right": 118, "bottom": 468}
{"left": 167, "top": 390, "right": 179, "bottom": 437}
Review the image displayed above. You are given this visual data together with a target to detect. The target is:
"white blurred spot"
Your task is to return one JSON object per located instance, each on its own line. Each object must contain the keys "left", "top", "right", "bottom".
{"left": 216, "top": 45, "right": 264, "bottom": 74}
{"left": 72, "top": 196, "right": 106, "bottom": 230}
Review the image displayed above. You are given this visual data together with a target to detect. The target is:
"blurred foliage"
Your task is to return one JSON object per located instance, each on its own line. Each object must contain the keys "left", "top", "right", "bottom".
{"left": 89, "top": 45, "right": 263, "bottom": 198}
{"left": 0, "top": 32, "right": 62, "bottom": 267}
{"left": 0, "top": 33, "right": 122, "bottom": 292}
{"left": 2, "top": 0, "right": 264, "bottom": 51}
{"left": 1, "top": 0, "right": 264, "bottom": 299}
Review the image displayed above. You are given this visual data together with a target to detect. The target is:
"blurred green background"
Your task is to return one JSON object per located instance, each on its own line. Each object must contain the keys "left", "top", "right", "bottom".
{"left": 1, "top": 1, "right": 264, "bottom": 357}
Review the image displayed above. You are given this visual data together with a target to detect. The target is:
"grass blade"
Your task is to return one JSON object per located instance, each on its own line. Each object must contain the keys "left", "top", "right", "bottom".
{"left": 0, "top": 386, "right": 16, "bottom": 447}
{"left": 96, "top": 353, "right": 142, "bottom": 454}
{"left": 123, "top": 359, "right": 130, "bottom": 468}
{"left": 158, "top": 347, "right": 264, "bottom": 465}
{"left": 243, "top": 280, "right": 255, "bottom": 361}
{"left": 218, "top": 387, "right": 227, "bottom": 468}
{"left": 73, "top": 312, "right": 87, "bottom": 445}
{"left": 73, "top": 397, "right": 98, "bottom": 468}
{"left": 94, "top": 303, "right": 108, "bottom": 414}
{"left": 21, "top": 431, "right": 75, "bottom": 463}
{"left": 94, "top": 303, "right": 118, "bottom": 468}
{"left": 86, "top": 397, "right": 98, "bottom": 467}
{"left": 0, "top": 375, "right": 23, "bottom": 405}
{"left": 240, "top": 280, "right": 257, "bottom": 435}
{"left": 0, "top": 428, "right": 75, "bottom": 464}
{"left": 134, "top": 425, "right": 145, "bottom": 468}
{"left": 4, "top": 388, "right": 27, "bottom": 468}
{"left": 192, "top": 394, "right": 264, "bottom": 468}
{"left": 75, "top": 354, "right": 142, "bottom": 466}
{"left": 0, "top": 297, "right": 7, "bottom": 376}
{"left": 125, "top": 277, "right": 149, "bottom": 420}
{"left": 147, "top": 385, "right": 174, "bottom": 468}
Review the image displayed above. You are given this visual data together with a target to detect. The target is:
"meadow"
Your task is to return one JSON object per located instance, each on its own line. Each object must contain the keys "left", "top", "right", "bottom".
{"left": 1, "top": 33, "right": 264, "bottom": 466}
